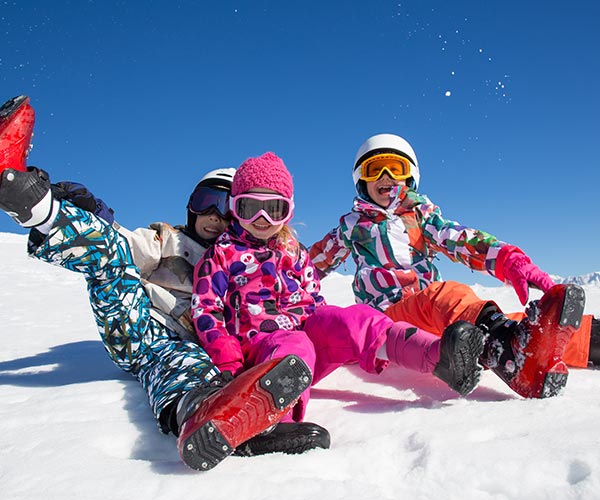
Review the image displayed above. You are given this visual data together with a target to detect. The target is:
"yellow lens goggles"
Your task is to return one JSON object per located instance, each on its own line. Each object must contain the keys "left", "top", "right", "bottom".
{"left": 360, "top": 153, "right": 412, "bottom": 182}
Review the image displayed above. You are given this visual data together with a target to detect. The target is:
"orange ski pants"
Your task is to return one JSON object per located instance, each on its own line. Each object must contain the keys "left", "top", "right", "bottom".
{"left": 384, "top": 281, "right": 591, "bottom": 368}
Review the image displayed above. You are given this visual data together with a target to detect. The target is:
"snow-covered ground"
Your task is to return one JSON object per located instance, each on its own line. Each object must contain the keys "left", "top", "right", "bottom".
{"left": 1, "top": 231, "right": 599, "bottom": 500}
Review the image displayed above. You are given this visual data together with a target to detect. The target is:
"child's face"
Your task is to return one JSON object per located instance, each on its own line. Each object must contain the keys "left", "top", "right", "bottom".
{"left": 237, "top": 188, "right": 285, "bottom": 241}
{"left": 365, "top": 172, "right": 406, "bottom": 208}
{"left": 194, "top": 210, "right": 229, "bottom": 242}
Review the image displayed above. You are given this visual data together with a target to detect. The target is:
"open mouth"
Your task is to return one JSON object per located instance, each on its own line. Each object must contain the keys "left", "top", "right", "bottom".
{"left": 203, "top": 226, "right": 222, "bottom": 235}
{"left": 252, "top": 221, "right": 272, "bottom": 230}
{"left": 377, "top": 185, "right": 395, "bottom": 195}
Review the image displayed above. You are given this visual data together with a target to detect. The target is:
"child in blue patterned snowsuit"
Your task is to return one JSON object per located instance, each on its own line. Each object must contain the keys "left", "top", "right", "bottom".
{"left": 20, "top": 172, "right": 230, "bottom": 435}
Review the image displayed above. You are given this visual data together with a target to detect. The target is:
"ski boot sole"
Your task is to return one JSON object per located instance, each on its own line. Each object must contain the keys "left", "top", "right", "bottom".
{"left": 178, "top": 354, "right": 312, "bottom": 471}
{"left": 559, "top": 285, "right": 585, "bottom": 328}
{"left": 179, "top": 419, "right": 233, "bottom": 471}
{"left": 0, "top": 95, "right": 29, "bottom": 120}
{"left": 540, "top": 361, "right": 569, "bottom": 398}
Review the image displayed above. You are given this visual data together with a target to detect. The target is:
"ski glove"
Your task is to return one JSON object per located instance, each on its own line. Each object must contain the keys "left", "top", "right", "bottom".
{"left": 495, "top": 245, "right": 555, "bottom": 305}
{"left": 51, "top": 179, "right": 115, "bottom": 224}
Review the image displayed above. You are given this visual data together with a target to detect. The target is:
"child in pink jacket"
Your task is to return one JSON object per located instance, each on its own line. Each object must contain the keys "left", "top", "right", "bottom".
{"left": 191, "top": 152, "right": 486, "bottom": 437}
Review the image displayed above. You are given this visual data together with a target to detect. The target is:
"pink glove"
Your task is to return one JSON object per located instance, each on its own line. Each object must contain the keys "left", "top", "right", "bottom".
{"left": 201, "top": 335, "right": 245, "bottom": 377}
{"left": 495, "top": 245, "right": 555, "bottom": 305}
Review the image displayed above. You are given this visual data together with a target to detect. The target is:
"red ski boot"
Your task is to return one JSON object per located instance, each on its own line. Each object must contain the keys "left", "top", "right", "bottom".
{"left": 177, "top": 354, "right": 312, "bottom": 471}
{"left": 0, "top": 95, "right": 35, "bottom": 174}
{"left": 480, "top": 284, "right": 585, "bottom": 398}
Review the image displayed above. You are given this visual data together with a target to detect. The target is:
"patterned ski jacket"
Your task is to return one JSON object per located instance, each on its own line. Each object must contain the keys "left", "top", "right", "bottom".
{"left": 192, "top": 222, "right": 324, "bottom": 375}
{"left": 309, "top": 186, "right": 507, "bottom": 311}
{"left": 116, "top": 221, "right": 207, "bottom": 342}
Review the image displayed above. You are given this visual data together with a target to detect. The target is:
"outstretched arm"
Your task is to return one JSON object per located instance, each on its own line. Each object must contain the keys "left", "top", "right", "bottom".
{"left": 419, "top": 203, "right": 553, "bottom": 305}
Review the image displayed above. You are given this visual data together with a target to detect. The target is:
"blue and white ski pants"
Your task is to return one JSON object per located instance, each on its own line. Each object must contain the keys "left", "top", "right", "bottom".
{"left": 28, "top": 201, "right": 218, "bottom": 433}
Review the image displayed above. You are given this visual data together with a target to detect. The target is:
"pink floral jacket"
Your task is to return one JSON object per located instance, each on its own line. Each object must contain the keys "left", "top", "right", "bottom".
{"left": 191, "top": 222, "right": 324, "bottom": 375}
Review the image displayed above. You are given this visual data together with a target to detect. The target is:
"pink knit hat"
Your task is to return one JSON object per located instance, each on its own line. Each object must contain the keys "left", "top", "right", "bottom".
{"left": 231, "top": 152, "right": 294, "bottom": 198}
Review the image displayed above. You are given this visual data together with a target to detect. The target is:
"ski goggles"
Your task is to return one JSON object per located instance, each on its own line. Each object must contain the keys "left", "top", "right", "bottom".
{"left": 188, "top": 185, "right": 230, "bottom": 219}
{"left": 230, "top": 192, "right": 294, "bottom": 225}
{"left": 359, "top": 153, "right": 412, "bottom": 182}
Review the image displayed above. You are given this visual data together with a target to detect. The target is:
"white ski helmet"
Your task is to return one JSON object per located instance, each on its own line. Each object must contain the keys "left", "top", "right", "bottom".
{"left": 195, "top": 167, "right": 236, "bottom": 190}
{"left": 353, "top": 133, "right": 420, "bottom": 193}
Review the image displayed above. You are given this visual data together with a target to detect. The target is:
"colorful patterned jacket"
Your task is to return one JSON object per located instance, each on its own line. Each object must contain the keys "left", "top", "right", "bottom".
{"left": 192, "top": 222, "right": 324, "bottom": 375}
{"left": 309, "top": 186, "right": 506, "bottom": 311}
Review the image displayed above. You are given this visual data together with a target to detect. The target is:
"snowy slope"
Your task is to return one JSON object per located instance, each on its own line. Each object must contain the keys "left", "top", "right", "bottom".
{"left": 1, "top": 232, "right": 600, "bottom": 500}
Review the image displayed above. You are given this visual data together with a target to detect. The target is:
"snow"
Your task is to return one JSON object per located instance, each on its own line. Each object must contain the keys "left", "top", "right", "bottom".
{"left": 1, "top": 231, "right": 600, "bottom": 500}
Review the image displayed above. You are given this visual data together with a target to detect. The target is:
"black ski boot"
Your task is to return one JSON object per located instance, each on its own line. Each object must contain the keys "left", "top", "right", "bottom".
{"left": 477, "top": 284, "right": 585, "bottom": 398}
{"left": 432, "top": 320, "right": 485, "bottom": 396}
{"left": 0, "top": 166, "right": 53, "bottom": 227}
{"left": 234, "top": 422, "right": 331, "bottom": 457}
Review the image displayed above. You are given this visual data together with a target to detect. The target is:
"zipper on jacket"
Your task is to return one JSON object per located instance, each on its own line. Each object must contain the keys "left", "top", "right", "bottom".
{"left": 233, "top": 294, "right": 240, "bottom": 337}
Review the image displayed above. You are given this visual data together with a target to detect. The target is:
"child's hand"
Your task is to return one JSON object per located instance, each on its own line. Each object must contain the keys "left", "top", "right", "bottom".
{"left": 495, "top": 245, "right": 555, "bottom": 305}
{"left": 51, "top": 179, "right": 115, "bottom": 224}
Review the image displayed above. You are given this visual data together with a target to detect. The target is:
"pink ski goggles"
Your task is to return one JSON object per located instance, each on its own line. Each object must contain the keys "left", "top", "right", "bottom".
{"left": 230, "top": 192, "right": 294, "bottom": 225}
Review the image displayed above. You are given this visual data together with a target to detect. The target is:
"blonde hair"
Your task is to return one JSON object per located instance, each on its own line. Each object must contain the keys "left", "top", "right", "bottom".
{"left": 275, "top": 224, "right": 301, "bottom": 256}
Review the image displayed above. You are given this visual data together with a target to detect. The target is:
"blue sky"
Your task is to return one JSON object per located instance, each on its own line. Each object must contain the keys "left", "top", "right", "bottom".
{"left": 1, "top": 0, "right": 599, "bottom": 286}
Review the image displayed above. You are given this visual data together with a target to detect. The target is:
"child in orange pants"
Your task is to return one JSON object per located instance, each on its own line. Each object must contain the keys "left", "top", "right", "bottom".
{"left": 310, "top": 133, "right": 592, "bottom": 399}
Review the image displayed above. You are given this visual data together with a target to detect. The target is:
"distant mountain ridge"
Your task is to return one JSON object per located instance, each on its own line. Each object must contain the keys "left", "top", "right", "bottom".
{"left": 552, "top": 272, "right": 600, "bottom": 287}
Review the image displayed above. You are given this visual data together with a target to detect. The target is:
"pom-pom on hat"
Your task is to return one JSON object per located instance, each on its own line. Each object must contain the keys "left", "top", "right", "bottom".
{"left": 231, "top": 152, "right": 294, "bottom": 198}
